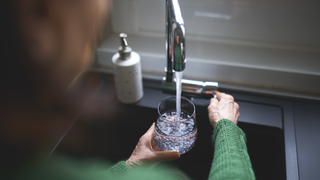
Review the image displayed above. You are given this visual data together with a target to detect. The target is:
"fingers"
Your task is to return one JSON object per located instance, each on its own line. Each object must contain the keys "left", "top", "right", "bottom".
{"left": 234, "top": 102, "right": 240, "bottom": 124}
{"left": 144, "top": 123, "right": 155, "bottom": 137}
{"left": 220, "top": 94, "right": 234, "bottom": 104}
{"left": 142, "top": 123, "right": 157, "bottom": 149}
{"left": 127, "top": 123, "right": 180, "bottom": 168}
{"left": 209, "top": 97, "right": 219, "bottom": 108}
{"left": 234, "top": 102, "right": 239, "bottom": 109}
{"left": 153, "top": 151, "right": 180, "bottom": 162}
{"left": 150, "top": 124, "right": 180, "bottom": 161}
{"left": 151, "top": 137, "right": 162, "bottom": 151}
{"left": 140, "top": 123, "right": 155, "bottom": 141}
{"left": 209, "top": 91, "right": 240, "bottom": 126}
{"left": 152, "top": 144, "right": 162, "bottom": 151}
{"left": 236, "top": 111, "right": 240, "bottom": 123}
{"left": 233, "top": 102, "right": 239, "bottom": 115}
{"left": 214, "top": 91, "right": 223, "bottom": 101}
{"left": 210, "top": 96, "right": 218, "bottom": 104}
{"left": 145, "top": 123, "right": 180, "bottom": 161}
{"left": 213, "top": 91, "right": 234, "bottom": 103}
{"left": 210, "top": 91, "right": 236, "bottom": 111}
{"left": 214, "top": 91, "right": 232, "bottom": 101}
{"left": 208, "top": 98, "right": 219, "bottom": 115}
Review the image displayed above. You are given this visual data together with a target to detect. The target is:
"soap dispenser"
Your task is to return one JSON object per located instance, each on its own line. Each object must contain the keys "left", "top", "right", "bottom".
{"left": 112, "top": 33, "right": 143, "bottom": 104}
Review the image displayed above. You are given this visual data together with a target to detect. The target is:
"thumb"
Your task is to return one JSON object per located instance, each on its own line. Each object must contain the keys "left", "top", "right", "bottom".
{"left": 153, "top": 151, "right": 180, "bottom": 162}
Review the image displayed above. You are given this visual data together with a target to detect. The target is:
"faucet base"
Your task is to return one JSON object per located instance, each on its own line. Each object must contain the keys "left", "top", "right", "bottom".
{"left": 162, "top": 77, "right": 218, "bottom": 98}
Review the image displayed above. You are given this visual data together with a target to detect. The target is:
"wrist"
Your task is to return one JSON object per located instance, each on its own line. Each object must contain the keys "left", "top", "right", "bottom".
{"left": 125, "top": 158, "right": 141, "bottom": 170}
{"left": 125, "top": 159, "right": 133, "bottom": 170}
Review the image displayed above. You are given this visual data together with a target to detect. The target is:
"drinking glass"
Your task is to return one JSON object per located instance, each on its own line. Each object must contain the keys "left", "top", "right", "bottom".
{"left": 154, "top": 96, "right": 197, "bottom": 154}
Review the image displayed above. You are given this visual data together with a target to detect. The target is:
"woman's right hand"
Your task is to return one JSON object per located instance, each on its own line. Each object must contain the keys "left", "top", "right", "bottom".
{"left": 207, "top": 91, "right": 240, "bottom": 128}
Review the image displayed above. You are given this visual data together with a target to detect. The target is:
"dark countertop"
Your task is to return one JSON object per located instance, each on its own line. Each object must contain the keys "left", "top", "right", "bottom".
{"left": 52, "top": 72, "right": 320, "bottom": 180}
{"left": 292, "top": 102, "right": 320, "bottom": 180}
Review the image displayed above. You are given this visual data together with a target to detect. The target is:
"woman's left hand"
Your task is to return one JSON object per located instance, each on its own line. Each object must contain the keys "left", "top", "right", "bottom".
{"left": 126, "top": 123, "right": 180, "bottom": 169}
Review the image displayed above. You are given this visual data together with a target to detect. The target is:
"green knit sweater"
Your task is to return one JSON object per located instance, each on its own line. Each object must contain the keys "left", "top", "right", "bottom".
{"left": 210, "top": 119, "right": 255, "bottom": 180}
{"left": 4, "top": 119, "right": 255, "bottom": 180}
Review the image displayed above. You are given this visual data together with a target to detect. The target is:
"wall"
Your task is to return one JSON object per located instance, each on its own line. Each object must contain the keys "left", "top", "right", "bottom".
{"left": 96, "top": 0, "right": 320, "bottom": 100}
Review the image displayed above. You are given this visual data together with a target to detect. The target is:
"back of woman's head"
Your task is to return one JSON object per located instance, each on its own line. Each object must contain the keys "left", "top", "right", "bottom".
{"left": 0, "top": 0, "right": 109, "bottom": 115}
{"left": 0, "top": 0, "right": 68, "bottom": 115}
{"left": 0, "top": 0, "right": 32, "bottom": 108}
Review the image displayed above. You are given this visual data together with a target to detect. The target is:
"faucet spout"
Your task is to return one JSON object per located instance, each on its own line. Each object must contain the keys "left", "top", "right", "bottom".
{"left": 166, "top": 0, "right": 186, "bottom": 82}
{"left": 163, "top": 0, "right": 218, "bottom": 97}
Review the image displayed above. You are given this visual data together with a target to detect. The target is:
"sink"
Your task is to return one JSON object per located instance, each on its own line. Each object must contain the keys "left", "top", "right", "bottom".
{"left": 238, "top": 122, "right": 286, "bottom": 180}
{"left": 53, "top": 104, "right": 286, "bottom": 180}
{"left": 51, "top": 73, "right": 286, "bottom": 180}
{"left": 162, "top": 106, "right": 286, "bottom": 180}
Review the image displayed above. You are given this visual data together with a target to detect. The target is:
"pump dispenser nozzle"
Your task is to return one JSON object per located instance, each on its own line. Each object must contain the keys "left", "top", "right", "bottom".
{"left": 118, "top": 33, "right": 132, "bottom": 60}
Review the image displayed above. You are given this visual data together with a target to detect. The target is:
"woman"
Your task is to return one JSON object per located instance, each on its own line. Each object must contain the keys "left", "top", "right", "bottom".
{"left": 0, "top": 0, "right": 255, "bottom": 179}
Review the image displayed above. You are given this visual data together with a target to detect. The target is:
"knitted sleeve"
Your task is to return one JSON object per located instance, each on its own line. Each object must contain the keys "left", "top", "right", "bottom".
{"left": 209, "top": 119, "right": 255, "bottom": 180}
{"left": 105, "top": 161, "right": 129, "bottom": 175}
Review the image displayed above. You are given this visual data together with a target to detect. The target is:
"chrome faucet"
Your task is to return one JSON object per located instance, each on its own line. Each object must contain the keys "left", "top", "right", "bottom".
{"left": 165, "top": 0, "right": 186, "bottom": 82}
{"left": 163, "top": 0, "right": 218, "bottom": 97}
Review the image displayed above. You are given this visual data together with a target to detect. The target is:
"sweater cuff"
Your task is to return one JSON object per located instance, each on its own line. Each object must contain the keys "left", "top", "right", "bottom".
{"left": 212, "top": 119, "right": 246, "bottom": 143}
{"left": 106, "top": 161, "right": 129, "bottom": 175}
